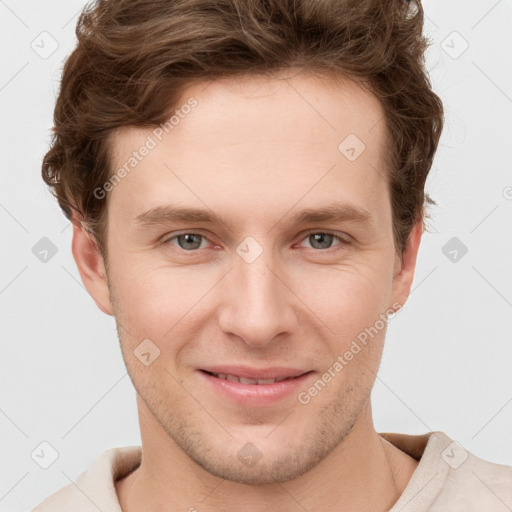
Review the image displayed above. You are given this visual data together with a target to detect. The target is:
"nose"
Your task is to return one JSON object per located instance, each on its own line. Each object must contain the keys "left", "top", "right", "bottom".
{"left": 217, "top": 247, "right": 296, "bottom": 348}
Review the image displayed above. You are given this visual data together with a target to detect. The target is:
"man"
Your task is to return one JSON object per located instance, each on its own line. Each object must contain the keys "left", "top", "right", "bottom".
{"left": 33, "top": 0, "right": 511, "bottom": 510}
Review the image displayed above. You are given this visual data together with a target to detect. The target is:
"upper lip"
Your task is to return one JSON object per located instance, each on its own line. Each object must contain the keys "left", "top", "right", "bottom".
{"left": 199, "top": 366, "right": 311, "bottom": 380}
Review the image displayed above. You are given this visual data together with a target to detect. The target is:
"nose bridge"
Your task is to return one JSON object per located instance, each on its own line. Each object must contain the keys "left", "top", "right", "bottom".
{"left": 218, "top": 237, "right": 293, "bottom": 346}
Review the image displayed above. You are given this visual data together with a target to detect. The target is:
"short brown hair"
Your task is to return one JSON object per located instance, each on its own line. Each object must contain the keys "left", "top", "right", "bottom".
{"left": 42, "top": 0, "right": 443, "bottom": 261}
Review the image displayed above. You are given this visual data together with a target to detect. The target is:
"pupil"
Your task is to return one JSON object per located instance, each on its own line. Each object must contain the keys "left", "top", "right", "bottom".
{"left": 312, "top": 233, "right": 332, "bottom": 249}
{"left": 180, "top": 234, "right": 201, "bottom": 249}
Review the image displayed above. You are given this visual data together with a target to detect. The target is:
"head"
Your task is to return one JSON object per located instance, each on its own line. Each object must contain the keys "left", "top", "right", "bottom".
{"left": 43, "top": 0, "right": 443, "bottom": 485}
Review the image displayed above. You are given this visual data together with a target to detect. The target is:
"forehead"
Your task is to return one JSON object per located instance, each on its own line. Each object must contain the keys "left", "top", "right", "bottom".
{"left": 107, "top": 70, "right": 389, "bottom": 230}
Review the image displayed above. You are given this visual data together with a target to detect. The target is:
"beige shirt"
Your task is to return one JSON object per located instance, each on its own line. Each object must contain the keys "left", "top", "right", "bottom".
{"left": 31, "top": 431, "right": 512, "bottom": 511}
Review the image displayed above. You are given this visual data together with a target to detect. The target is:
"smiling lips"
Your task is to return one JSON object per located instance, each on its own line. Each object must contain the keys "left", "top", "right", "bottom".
{"left": 198, "top": 366, "right": 315, "bottom": 405}
{"left": 204, "top": 371, "right": 296, "bottom": 385}
{"left": 200, "top": 365, "right": 310, "bottom": 384}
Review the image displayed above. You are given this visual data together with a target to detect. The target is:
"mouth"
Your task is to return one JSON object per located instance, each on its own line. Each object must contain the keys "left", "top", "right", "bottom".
{"left": 200, "top": 370, "right": 301, "bottom": 385}
{"left": 197, "top": 367, "right": 315, "bottom": 406}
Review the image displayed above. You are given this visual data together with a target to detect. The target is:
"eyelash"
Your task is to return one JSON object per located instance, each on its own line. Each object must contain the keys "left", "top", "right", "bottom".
{"left": 161, "top": 230, "right": 349, "bottom": 254}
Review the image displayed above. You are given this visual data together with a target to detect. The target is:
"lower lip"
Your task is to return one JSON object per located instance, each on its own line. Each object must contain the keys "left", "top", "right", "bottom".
{"left": 198, "top": 370, "right": 315, "bottom": 406}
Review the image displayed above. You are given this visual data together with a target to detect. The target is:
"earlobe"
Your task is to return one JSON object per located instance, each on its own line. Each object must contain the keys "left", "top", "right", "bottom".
{"left": 70, "top": 212, "right": 114, "bottom": 316}
{"left": 391, "top": 220, "right": 423, "bottom": 311}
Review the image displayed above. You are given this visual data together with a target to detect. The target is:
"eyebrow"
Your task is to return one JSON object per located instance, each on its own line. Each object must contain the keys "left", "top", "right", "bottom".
{"left": 134, "top": 202, "right": 374, "bottom": 231}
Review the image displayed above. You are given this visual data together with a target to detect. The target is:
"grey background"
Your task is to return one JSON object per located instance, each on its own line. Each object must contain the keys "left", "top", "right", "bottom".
{"left": 1, "top": 0, "right": 511, "bottom": 510}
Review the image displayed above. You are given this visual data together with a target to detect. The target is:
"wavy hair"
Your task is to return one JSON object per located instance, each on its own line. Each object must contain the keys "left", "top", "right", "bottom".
{"left": 42, "top": 0, "right": 444, "bottom": 260}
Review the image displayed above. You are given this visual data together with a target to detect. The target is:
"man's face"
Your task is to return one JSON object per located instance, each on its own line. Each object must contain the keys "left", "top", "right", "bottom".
{"left": 86, "top": 71, "right": 417, "bottom": 484}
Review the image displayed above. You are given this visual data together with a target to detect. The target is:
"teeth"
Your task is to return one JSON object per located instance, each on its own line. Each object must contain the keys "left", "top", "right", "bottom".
{"left": 258, "top": 378, "right": 276, "bottom": 384}
{"left": 211, "top": 372, "right": 295, "bottom": 384}
{"left": 239, "top": 376, "right": 259, "bottom": 384}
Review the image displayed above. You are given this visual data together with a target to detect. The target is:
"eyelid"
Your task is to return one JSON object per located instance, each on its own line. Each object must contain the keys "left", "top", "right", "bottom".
{"left": 294, "top": 230, "right": 352, "bottom": 253}
{"left": 162, "top": 230, "right": 215, "bottom": 250}
{"left": 162, "top": 229, "right": 351, "bottom": 253}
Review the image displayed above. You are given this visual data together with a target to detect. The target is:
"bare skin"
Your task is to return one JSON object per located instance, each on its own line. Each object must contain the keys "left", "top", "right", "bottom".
{"left": 72, "top": 69, "right": 422, "bottom": 511}
{"left": 115, "top": 404, "right": 419, "bottom": 511}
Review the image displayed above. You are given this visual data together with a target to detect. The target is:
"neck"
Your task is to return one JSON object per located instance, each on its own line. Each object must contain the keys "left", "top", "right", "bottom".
{"left": 116, "top": 399, "right": 418, "bottom": 512}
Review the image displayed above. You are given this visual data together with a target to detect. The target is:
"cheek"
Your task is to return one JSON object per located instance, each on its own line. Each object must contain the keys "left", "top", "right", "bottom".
{"left": 108, "top": 261, "right": 215, "bottom": 348}
{"left": 108, "top": 246, "right": 394, "bottom": 354}
{"left": 295, "top": 265, "right": 393, "bottom": 386}
{"left": 293, "top": 263, "right": 392, "bottom": 339}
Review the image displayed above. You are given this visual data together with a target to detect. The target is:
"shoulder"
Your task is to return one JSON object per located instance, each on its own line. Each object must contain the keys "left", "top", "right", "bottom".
{"left": 385, "top": 431, "right": 512, "bottom": 511}
{"left": 434, "top": 445, "right": 512, "bottom": 509}
{"left": 31, "top": 446, "right": 141, "bottom": 512}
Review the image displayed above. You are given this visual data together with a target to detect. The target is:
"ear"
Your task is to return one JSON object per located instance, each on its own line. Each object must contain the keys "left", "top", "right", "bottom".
{"left": 390, "top": 220, "right": 423, "bottom": 312}
{"left": 70, "top": 212, "right": 114, "bottom": 316}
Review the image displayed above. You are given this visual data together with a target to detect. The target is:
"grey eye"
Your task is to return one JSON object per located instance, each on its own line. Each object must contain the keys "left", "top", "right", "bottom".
{"left": 175, "top": 233, "right": 204, "bottom": 250}
{"left": 305, "top": 233, "right": 340, "bottom": 250}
